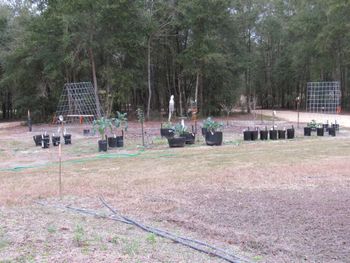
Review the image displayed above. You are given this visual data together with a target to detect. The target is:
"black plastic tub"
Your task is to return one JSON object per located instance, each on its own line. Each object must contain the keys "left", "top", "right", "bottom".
{"left": 205, "top": 131, "right": 223, "bottom": 146}
{"left": 98, "top": 140, "right": 108, "bottom": 152}
{"left": 328, "top": 127, "right": 336, "bottom": 136}
{"left": 317, "top": 127, "right": 324, "bottom": 136}
{"left": 260, "top": 130, "right": 268, "bottom": 140}
{"left": 33, "top": 135, "right": 42, "bottom": 146}
{"left": 251, "top": 130, "right": 258, "bottom": 141}
{"left": 83, "top": 129, "right": 90, "bottom": 136}
{"left": 243, "top": 131, "right": 251, "bottom": 141}
{"left": 184, "top": 132, "right": 195, "bottom": 144}
{"left": 160, "top": 128, "right": 174, "bottom": 138}
{"left": 52, "top": 136, "right": 61, "bottom": 146}
{"left": 116, "top": 136, "right": 124, "bottom": 147}
{"left": 168, "top": 137, "right": 186, "bottom": 147}
{"left": 108, "top": 137, "right": 117, "bottom": 147}
{"left": 64, "top": 134, "right": 72, "bottom": 144}
{"left": 278, "top": 130, "right": 286, "bottom": 139}
{"left": 304, "top": 127, "right": 312, "bottom": 136}
{"left": 287, "top": 129, "right": 295, "bottom": 139}
{"left": 269, "top": 130, "right": 278, "bottom": 140}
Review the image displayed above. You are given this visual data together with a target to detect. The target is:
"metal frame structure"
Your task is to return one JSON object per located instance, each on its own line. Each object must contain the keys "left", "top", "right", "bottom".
{"left": 306, "top": 81, "right": 341, "bottom": 114}
{"left": 55, "top": 82, "right": 103, "bottom": 124}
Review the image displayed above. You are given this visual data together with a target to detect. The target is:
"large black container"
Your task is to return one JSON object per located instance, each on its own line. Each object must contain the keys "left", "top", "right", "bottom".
{"left": 287, "top": 129, "right": 295, "bottom": 139}
{"left": 33, "top": 135, "right": 42, "bottom": 146}
{"left": 317, "top": 127, "right": 324, "bottom": 136}
{"left": 328, "top": 127, "right": 336, "bottom": 136}
{"left": 243, "top": 131, "right": 251, "bottom": 141}
{"left": 160, "top": 128, "right": 174, "bottom": 138}
{"left": 168, "top": 137, "right": 186, "bottom": 147}
{"left": 64, "top": 134, "right": 72, "bottom": 144}
{"left": 205, "top": 131, "right": 223, "bottom": 146}
{"left": 260, "top": 130, "right": 268, "bottom": 140}
{"left": 108, "top": 137, "right": 117, "bottom": 147}
{"left": 183, "top": 132, "right": 195, "bottom": 144}
{"left": 83, "top": 129, "right": 90, "bottom": 136}
{"left": 52, "top": 136, "right": 61, "bottom": 146}
{"left": 269, "top": 130, "right": 278, "bottom": 140}
{"left": 304, "top": 127, "right": 311, "bottom": 136}
{"left": 98, "top": 140, "right": 108, "bottom": 152}
{"left": 251, "top": 130, "right": 259, "bottom": 141}
{"left": 42, "top": 135, "right": 50, "bottom": 148}
{"left": 278, "top": 130, "right": 286, "bottom": 139}
{"left": 116, "top": 136, "right": 124, "bottom": 147}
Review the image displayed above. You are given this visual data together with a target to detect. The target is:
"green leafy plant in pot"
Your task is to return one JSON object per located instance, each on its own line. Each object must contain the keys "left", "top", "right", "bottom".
{"left": 167, "top": 123, "right": 186, "bottom": 147}
{"left": 109, "top": 111, "right": 128, "bottom": 148}
{"left": 203, "top": 117, "right": 224, "bottom": 146}
{"left": 93, "top": 117, "right": 112, "bottom": 152}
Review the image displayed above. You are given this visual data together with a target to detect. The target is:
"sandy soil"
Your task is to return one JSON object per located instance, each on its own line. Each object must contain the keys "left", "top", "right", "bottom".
{"left": 1, "top": 115, "right": 350, "bottom": 262}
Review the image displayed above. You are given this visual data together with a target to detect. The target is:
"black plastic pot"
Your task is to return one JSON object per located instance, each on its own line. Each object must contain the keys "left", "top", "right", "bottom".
{"left": 33, "top": 135, "right": 42, "bottom": 146}
{"left": 64, "top": 134, "right": 71, "bottom": 144}
{"left": 183, "top": 132, "right": 195, "bottom": 144}
{"left": 287, "top": 129, "right": 295, "bottom": 139}
{"left": 251, "top": 130, "right": 258, "bottom": 141}
{"left": 243, "top": 131, "right": 251, "bottom": 141}
{"left": 260, "top": 130, "right": 268, "bottom": 140}
{"left": 116, "top": 136, "right": 124, "bottom": 147}
{"left": 316, "top": 127, "right": 324, "bottom": 136}
{"left": 160, "top": 128, "right": 174, "bottom": 138}
{"left": 42, "top": 135, "right": 50, "bottom": 148}
{"left": 205, "top": 131, "right": 223, "bottom": 146}
{"left": 201, "top": 127, "right": 207, "bottom": 137}
{"left": 269, "top": 130, "right": 278, "bottom": 140}
{"left": 52, "top": 136, "right": 61, "bottom": 146}
{"left": 278, "top": 130, "right": 286, "bottom": 139}
{"left": 328, "top": 127, "right": 336, "bottom": 136}
{"left": 304, "top": 127, "right": 312, "bottom": 136}
{"left": 332, "top": 123, "right": 339, "bottom": 131}
{"left": 168, "top": 137, "right": 186, "bottom": 147}
{"left": 108, "top": 137, "right": 117, "bottom": 147}
{"left": 83, "top": 129, "right": 90, "bottom": 136}
{"left": 98, "top": 140, "right": 108, "bottom": 152}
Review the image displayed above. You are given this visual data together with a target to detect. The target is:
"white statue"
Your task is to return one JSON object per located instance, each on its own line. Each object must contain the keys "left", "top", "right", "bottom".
{"left": 168, "top": 95, "right": 174, "bottom": 122}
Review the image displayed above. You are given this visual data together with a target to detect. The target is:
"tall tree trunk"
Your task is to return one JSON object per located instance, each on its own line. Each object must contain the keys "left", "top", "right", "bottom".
{"left": 147, "top": 37, "right": 152, "bottom": 120}
{"left": 178, "top": 74, "right": 183, "bottom": 116}
{"left": 88, "top": 47, "right": 102, "bottom": 118}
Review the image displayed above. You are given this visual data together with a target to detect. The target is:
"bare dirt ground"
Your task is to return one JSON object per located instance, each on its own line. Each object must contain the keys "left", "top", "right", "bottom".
{"left": 1, "top": 114, "right": 350, "bottom": 262}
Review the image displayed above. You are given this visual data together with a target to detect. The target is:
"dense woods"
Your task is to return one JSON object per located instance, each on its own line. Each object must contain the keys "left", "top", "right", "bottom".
{"left": 0, "top": 0, "right": 349, "bottom": 121}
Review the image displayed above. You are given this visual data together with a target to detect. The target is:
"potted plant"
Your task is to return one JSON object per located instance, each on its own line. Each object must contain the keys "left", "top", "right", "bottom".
{"left": 183, "top": 125, "right": 196, "bottom": 144}
{"left": 52, "top": 133, "right": 61, "bottom": 146}
{"left": 287, "top": 126, "right": 295, "bottom": 139}
{"left": 93, "top": 117, "right": 112, "bottom": 152}
{"left": 278, "top": 128, "right": 286, "bottom": 139}
{"left": 243, "top": 128, "right": 251, "bottom": 141}
{"left": 328, "top": 125, "right": 336, "bottom": 136}
{"left": 307, "top": 120, "right": 318, "bottom": 131}
{"left": 316, "top": 124, "right": 324, "bottom": 136}
{"left": 167, "top": 123, "right": 186, "bottom": 147}
{"left": 41, "top": 132, "right": 50, "bottom": 148}
{"left": 33, "top": 135, "right": 43, "bottom": 146}
{"left": 109, "top": 112, "right": 128, "bottom": 148}
{"left": 203, "top": 117, "right": 223, "bottom": 146}
{"left": 63, "top": 128, "right": 72, "bottom": 144}
{"left": 260, "top": 127, "right": 268, "bottom": 140}
{"left": 202, "top": 117, "right": 213, "bottom": 137}
{"left": 251, "top": 128, "right": 258, "bottom": 141}
{"left": 160, "top": 122, "right": 174, "bottom": 138}
{"left": 269, "top": 127, "right": 278, "bottom": 140}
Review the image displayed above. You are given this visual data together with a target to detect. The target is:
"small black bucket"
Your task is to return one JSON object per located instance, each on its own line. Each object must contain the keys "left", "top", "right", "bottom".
{"left": 287, "top": 129, "right": 294, "bottom": 139}
{"left": 98, "top": 140, "right": 108, "bottom": 152}
{"left": 260, "top": 130, "right": 268, "bottom": 140}
{"left": 328, "top": 127, "right": 336, "bottom": 136}
{"left": 251, "top": 130, "right": 258, "bottom": 141}
{"left": 269, "top": 130, "right": 278, "bottom": 140}
{"left": 64, "top": 134, "right": 72, "bottom": 144}
{"left": 116, "top": 136, "right": 124, "bottom": 147}
{"left": 243, "top": 131, "right": 251, "bottom": 141}
{"left": 317, "top": 127, "right": 324, "bottom": 136}
{"left": 304, "top": 127, "right": 311, "bottom": 136}
{"left": 52, "top": 136, "right": 61, "bottom": 146}
{"left": 278, "top": 130, "right": 286, "bottom": 139}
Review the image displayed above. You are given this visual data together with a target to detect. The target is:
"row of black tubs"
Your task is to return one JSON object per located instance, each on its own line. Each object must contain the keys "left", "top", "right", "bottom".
{"left": 33, "top": 134, "right": 72, "bottom": 148}
{"left": 243, "top": 128, "right": 295, "bottom": 141}
{"left": 304, "top": 124, "right": 339, "bottom": 137}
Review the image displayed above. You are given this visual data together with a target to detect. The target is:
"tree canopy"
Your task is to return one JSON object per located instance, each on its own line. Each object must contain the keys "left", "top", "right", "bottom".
{"left": 0, "top": 0, "right": 349, "bottom": 121}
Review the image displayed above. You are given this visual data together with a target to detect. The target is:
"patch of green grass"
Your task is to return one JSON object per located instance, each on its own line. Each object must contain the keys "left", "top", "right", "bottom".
{"left": 122, "top": 239, "right": 140, "bottom": 256}
{"left": 146, "top": 233, "right": 157, "bottom": 245}
{"left": 47, "top": 225, "right": 56, "bottom": 234}
{"left": 73, "top": 224, "right": 87, "bottom": 247}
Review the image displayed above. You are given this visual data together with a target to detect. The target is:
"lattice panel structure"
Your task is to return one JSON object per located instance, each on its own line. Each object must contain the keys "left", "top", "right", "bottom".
{"left": 306, "top": 82, "right": 341, "bottom": 114}
{"left": 55, "top": 82, "right": 103, "bottom": 123}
